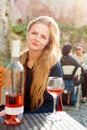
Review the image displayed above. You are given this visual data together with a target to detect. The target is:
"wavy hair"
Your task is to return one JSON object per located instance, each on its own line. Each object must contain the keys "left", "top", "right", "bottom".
{"left": 25, "top": 16, "right": 61, "bottom": 111}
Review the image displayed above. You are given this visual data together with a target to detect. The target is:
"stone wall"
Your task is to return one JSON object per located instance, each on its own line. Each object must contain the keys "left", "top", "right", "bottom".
{"left": 0, "top": 0, "right": 9, "bottom": 66}
{"left": 74, "top": 0, "right": 87, "bottom": 27}
{"left": 9, "top": 0, "right": 87, "bottom": 27}
{"left": 9, "top": 0, "right": 87, "bottom": 51}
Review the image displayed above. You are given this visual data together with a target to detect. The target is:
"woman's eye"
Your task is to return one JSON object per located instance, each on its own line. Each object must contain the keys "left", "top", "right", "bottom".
{"left": 41, "top": 35, "right": 47, "bottom": 40}
{"left": 31, "top": 31, "right": 37, "bottom": 35}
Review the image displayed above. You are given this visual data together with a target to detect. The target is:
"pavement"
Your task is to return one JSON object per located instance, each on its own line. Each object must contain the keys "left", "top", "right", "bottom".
{"left": 64, "top": 102, "right": 87, "bottom": 128}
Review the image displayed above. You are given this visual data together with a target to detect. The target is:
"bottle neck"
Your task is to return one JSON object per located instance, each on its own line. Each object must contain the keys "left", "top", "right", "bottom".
{"left": 11, "top": 57, "right": 19, "bottom": 62}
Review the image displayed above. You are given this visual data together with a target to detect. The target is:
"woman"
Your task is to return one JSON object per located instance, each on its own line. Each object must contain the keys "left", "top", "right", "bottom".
{"left": 73, "top": 44, "right": 87, "bottom": 103}
{"left": 19, "top": 16, "right": 62, "bottom": 113}
{"left": 0, "top": 16, "right": 62, "bottom": 116}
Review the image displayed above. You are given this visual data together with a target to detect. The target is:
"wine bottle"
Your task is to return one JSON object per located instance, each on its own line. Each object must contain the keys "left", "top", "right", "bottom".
{"left": 5, "top": 40, "right": 24, "bottom": 125}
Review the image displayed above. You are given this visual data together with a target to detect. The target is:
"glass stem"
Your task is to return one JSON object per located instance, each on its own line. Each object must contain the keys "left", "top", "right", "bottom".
{"left": 53, "top": 96, "right": 57, "bottom": 115}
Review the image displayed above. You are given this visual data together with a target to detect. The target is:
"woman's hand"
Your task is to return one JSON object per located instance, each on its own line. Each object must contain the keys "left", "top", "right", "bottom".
{"left": 0, "top": 110, "right": 5, "bottom": 116}
{"left": 0, "top": 105, "right": 5, "bottom": 116}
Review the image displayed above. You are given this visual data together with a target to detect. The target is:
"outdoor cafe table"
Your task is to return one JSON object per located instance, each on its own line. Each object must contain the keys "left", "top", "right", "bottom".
{"left": 0, "top": 111, "right": 87, "bottom": 130}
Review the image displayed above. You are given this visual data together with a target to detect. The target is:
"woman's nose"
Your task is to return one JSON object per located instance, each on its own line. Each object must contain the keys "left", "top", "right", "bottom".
{"left": 35, "top": 35, "right": 40, "bottom": 41}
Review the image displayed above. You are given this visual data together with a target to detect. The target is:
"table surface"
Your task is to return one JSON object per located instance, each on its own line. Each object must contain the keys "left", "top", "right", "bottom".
{"left": 0, "top": 111, "right": 87, "bottom": 130}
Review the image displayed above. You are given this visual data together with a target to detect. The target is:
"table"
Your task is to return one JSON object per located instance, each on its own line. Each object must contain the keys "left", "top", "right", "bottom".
{"left": 0, "top": 112, "right": 87, "bottom": 130}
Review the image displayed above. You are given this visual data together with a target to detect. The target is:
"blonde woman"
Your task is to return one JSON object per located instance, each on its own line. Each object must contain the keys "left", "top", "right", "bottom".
{"left": 20, "top": 16, "right": 62, "bottom": 113}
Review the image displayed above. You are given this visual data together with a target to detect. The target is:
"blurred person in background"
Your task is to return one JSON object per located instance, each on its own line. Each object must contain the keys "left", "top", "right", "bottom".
{"left": 73, "top": 44, "right": 87, "bottom": 103}
{"left": 60, "top": 42, "right": 83, "bottom": 105}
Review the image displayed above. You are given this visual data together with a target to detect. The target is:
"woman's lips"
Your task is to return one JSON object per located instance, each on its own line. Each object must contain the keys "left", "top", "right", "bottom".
{"left": 32, "top": 41, "right": 40, "bottom": 46}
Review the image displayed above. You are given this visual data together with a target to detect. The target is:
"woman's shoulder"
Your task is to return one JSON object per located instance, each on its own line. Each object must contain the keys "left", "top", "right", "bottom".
{"left": 51, "top": 62, "right": 61, "bottom": 70}
{"left": 20, "top": 49, "right": 28, "bottom": 56}
{"left": 84, "top": 53, "right": 87, "bottom": 57}
{"left": 50, "top": 62, "right": 62, "bottom": 77}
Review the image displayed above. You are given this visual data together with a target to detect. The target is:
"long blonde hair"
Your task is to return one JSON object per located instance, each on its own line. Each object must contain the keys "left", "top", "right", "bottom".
{"left": 26, "top": 16, "right": 61, "bottom": 111}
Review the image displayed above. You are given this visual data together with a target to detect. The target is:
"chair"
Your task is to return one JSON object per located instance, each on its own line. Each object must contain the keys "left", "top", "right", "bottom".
{"left": 74, "top": 67, "right": 82, "bottom": 110}
{"left": 62, "top": 65, "right": 81, "bottom": 111}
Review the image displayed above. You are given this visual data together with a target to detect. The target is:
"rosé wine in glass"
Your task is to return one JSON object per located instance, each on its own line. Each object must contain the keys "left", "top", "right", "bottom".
{"left": 47, "top": 87, "right": 64, "bottom": 97}
{"left": 47, "top": 77, "right": 64, "bottom": 121}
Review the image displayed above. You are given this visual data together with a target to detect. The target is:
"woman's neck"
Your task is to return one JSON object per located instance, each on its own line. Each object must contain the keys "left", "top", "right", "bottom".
{"left": 27, "top": 50, "right": 42, "bottom": 68}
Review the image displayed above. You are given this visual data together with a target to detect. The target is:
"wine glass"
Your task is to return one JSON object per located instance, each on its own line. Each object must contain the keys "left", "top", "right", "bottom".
{"left": 47, "top": 77, "right": 64, "bottom": 121}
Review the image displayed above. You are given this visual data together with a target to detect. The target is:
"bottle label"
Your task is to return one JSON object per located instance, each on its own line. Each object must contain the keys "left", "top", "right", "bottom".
{"left": 5, "top": 106, "right": 24, "bottom": 115}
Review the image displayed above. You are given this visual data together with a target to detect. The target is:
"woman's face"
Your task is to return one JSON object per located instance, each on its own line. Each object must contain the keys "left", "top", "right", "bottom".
{"left": 75, "top": 46, "right": 83, "bottom": 56}
{"left": 27, "top": 23, "right": 50, "bottom": 52}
